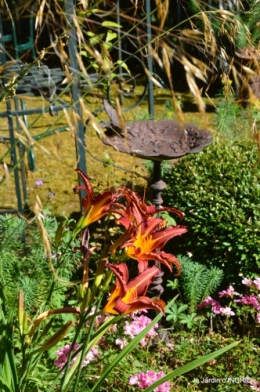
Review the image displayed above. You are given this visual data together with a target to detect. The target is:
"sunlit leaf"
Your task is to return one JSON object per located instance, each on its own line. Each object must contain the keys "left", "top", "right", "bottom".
{"left": 102, "top": 21, "right": 122, "bottom": 28}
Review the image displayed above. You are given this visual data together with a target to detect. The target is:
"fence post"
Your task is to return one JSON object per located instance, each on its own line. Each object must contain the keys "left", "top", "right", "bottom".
{"left": 65, "top": 0, "right": 87, "bottom": 210}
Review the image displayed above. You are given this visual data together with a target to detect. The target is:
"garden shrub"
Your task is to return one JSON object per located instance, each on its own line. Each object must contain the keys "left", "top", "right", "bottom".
{"left": 162, "top": 139, "right": 260, "bottom": 288}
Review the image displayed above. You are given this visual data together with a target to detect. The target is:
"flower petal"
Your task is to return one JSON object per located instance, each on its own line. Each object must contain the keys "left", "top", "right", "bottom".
{"left": 103, "top": 264, "right": 164, "bottom": 315}
{"left": 149, "top": 225, "right": 188, "bottom": 249}
{"left": 114, "top": 296, "right": 166, "bottom": 314}
{"left": 127, "top": 265, "right": 161, "bottom": 295}
{"left": 141, "top": 251, "right": 181, "bottom": 274}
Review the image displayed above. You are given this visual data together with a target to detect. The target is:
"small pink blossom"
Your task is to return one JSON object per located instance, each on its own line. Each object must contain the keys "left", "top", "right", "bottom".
{"left": 197, "top": 296, "right": 221, "bottom": 314}
{"left": 124, "top": 315, "right": 158, "bottom": 345}
{"left": 115, "top": 338, "right": 128, "bottom": 349}
{"left": 129, "top": 370, "right": 170, "bottom": 391}
{"left": 242, "top": 277, "right": 253, "bottom": 286}
{"left": 35, "top": 179, "right": 44, "bottom": 187}
{"left": 54, "top": 344, "right": 99, "bottom": 370}
{"left": 234, "top": 295, "right": 260, "bottom": 310}
{"left": 47, "top": 190, "right": 55, "bottom": 197}
{"left": 219, "top": 307, "right": 235, "bottom": 316}
{"left": 242, "top": 275, "right": 260, "bottom": 290}
{"left": 218, "top": 285, "right": 240, "bottom": 298}
{"left": 252, "top": 277, "right": 260, "bottom": 290}
{"left": 256, "top": 313, "right": 260, "bottom": 324}
{"left": 244, "top": 378, "right": 260, "bottom": 391}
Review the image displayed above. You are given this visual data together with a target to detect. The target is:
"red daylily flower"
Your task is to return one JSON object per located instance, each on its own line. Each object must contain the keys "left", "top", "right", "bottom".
{"left": 116, "top": 187, "right": 185, "bottom": 231}
{"left": 73, "top": 169, "right": 120, "bottom": 232}
{"left": 102, "top": 263, "right": 166, "bottom": 315}
{"left": 122, "top": 223, "right": 187, "bottom": 273}
{"left": 110, "top": 187, "right": 187, "bottom": 273}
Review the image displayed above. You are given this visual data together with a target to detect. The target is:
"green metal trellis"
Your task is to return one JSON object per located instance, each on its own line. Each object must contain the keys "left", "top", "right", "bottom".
{"left": 0, "top": 0, "right": 87, "bottom": 214}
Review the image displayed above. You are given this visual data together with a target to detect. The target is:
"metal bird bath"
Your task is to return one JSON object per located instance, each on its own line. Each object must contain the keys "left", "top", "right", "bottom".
{"left": 101, "top": 100, "right": 212, "bottom": 162}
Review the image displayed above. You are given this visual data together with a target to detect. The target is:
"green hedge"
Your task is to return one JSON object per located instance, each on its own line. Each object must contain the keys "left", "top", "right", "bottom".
{"left": 162, "top": 140, "right": 260, "bottom": 286}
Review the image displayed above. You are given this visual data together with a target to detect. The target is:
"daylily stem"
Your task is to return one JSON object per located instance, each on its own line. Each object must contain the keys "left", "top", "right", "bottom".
{"left": 92, "top": 244, "right": 110, "bottom": 300}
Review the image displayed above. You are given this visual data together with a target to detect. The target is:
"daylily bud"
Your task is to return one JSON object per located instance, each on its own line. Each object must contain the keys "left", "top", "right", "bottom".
{"left": 81, "top": 288, "right": 92, "bottom": 312}
{"left": 18, "top": 291, "right": 24, "bottom": 335}
{"left": 29, "top": 307, "right": 80, "bottom": 337}
{"left": 77, "top": 284, "right": 85, "bottom": 302}
{"left": 55, "top": 220, "right": 66, "bottom": 248}
{"left": 26, "top": 319, "right": 54, "bottom": 347}
{"left": 22, "top": 312, "right": 30, "bottom": 335}
{"left": 34, "top": 321, "right": 73, "bottom": 352}
{"left": 102, "top": 270, "right": 113, "bottom": 292}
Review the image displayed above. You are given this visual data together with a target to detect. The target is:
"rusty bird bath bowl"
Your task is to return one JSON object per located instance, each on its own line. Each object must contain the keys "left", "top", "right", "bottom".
{"left": 100, "top": 100, "right": 212, "bottom": 161}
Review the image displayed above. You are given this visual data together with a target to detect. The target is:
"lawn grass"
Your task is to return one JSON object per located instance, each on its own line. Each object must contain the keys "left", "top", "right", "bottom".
{"left": 0, "top": 87, "right": 215, "bottom": 217}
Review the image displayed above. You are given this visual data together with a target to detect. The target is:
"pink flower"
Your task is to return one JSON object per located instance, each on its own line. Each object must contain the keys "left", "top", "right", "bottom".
{"left": 252, "top": 277, "right": 260, "bottom": 290}
{"left": 124, "top": 315, "right": 158, "bottom": 346}
{"left": 47, "top": 190, "right": 55, "bottom": 197}
{"left": 243, "top": 378, "right": 260, "bottom": 391}
{"left": 84, "top": 347, "right": 99, "bottom": 365}
{"left": 115, "top": 338, "right": 128, "bottom": 349}
{"left": 54, "top": 344, "right": 99, "bottom": 370}
{"left": 234, "top": 295, "right": 260, "bottom": 310}
{"left": 35, "top": 179, "right": 44, "bottom": 187}
{"left": 256, "top": 313, "right": 260, "bottom": 324}
{"left": 197, "top": 296, "right": 214, "bottom": 307}
{"left": 219, "top": 307, "right": 235, "bottom": 316}
{"left": 242, "top": 276, "right": 260, "bottom": 290}
{"left": 129, "top": 370, "right": 170, "bottom": 391}
{"left": 197, "top": 296, "right": 221, "bottom": 314}
{"left": 218, "top": 285, "right": 240, "bottom": 298}
{"left": 242, "top": 277, "right": 253, "bottom": 286}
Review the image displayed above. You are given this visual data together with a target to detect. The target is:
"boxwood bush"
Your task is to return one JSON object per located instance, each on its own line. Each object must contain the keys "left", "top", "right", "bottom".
{"left": 162, "top": 139, "right": 260, "bottom": 287}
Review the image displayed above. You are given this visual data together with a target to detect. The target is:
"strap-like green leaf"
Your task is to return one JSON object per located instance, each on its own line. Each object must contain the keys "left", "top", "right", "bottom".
{"left": 90, "top": 296, "right": 178, "bottom": 392}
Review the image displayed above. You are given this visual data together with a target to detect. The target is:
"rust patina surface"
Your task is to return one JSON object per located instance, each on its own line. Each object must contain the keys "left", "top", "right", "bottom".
{"left": 100, "top": 100, "right": 212, "bottom": 161}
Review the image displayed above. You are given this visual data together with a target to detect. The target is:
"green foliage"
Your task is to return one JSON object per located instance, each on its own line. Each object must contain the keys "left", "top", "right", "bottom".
{"left": 213, "top": 76, "right": 260, "bottom": 141}
{"left": 177, "top": 255, "right": 223, "bottom": 312}
{"left": 165, "top": 302, "right": 188, "bottom": 323}
{"left": 214, "top": 79, "right": 247, "bottom": 140}
{"left": 236, "top": 0, "right": 260, "bottom": 48}
{"left": 0, "top": 209, "right": 246, "bottom": 391}
{"left": 0, "top": 214, "right": 80, "bottom": 314}
{"left": 166, "top": 334, "right": 259, "bottom": 391}
{"left": 162, "top": 139, "right": 260, "bottom": 287}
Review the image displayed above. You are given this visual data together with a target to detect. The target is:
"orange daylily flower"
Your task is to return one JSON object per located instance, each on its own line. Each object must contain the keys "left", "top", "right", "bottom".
{"left": 116, "top": 187, "right": 185, "bottom": 230}
{"left": 110, "top": 187, "right": 187, "bottom": 273}
{"left": 73, "top": 169, "right": 120, "bottom": 233}
{"left": 102, "top": 263, "right": 166, "bottom": 315}
{"left": 122, "top": 223, "right": 187, "bottom": 273}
